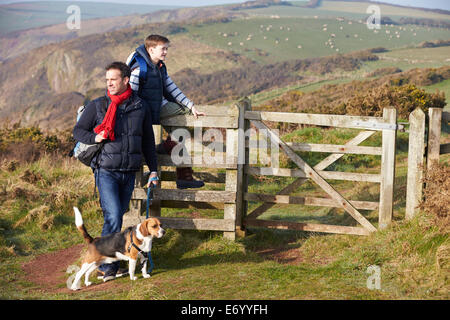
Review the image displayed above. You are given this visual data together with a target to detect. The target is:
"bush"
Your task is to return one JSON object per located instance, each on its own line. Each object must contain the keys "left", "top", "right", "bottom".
{"left": 345, "top": 83, "right": 446, "bottom": 118}
{"left": 259, "top": 66, "right": 448, "bottom": 130}
{"left": 0, "top": 125, "right": 72, "bottom": 164}
{"left": 367, "top": 67, "right": 402, "bottom": 78}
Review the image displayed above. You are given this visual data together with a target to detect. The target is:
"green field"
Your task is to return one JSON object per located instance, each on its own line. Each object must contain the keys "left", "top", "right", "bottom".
{"left": 247, "top": 1, "right": 450, "bottom": 21}
{"left": 246, "top": 45, "right": 450, "bottom": 108}
{"left": 318, "top": 1, "right": 450, "bottom": 21}
{"left": 186, "top": 15, "right": 450, "bottom": 63}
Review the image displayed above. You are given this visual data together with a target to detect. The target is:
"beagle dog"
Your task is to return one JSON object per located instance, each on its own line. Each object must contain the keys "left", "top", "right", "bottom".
{"left": 70, "top": 207, "right": 165, "bottom": 291}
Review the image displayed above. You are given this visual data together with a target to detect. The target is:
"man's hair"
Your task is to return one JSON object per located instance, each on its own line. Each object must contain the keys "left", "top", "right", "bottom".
{"left": 105, "top": 61, "right": 131, "bottom": 79}
{"left": 145, "top": 34, "right": 170, "bottom": 50}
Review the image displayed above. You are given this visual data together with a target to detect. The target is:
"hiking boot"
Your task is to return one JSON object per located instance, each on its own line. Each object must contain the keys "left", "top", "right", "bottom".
{"left": 156, "top": 137, "right": 177, "bottom": 155}
{"left": 96, "top": 270, "right": 104, "bottom": 280}
{"left": 102, "top": 269, "right": 116, "bottom": 282}
{"left": 116, "top": 268, "right": 128, "bottom": 278}
{"left": 97, "top": 268, "right": 128, "bottom": 280}
{"left": 156, "top": 137, "right": 205, "bottom": 189}
{"left": 176, "top": 167, "right": 204, "bottom": 189}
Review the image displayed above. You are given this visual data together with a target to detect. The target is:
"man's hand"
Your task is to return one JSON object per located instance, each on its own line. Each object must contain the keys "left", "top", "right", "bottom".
{"left": 147, "top": 171, "right": 159, "bottom": 188}
{"left": 95, "top": 130, "right": 106, "bottom": 143}
{"left": 191, "top": 106, "right": 206, "bottom": 119}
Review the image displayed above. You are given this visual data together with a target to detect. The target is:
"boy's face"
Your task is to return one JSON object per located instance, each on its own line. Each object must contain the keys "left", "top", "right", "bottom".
{"left": 148, "top": 43, "right": 169, "bottom": 63}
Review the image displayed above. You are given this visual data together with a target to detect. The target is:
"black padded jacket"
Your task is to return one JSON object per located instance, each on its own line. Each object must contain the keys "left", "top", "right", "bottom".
{"left": 73, "top": 92, "right": 157, "bottom": 172}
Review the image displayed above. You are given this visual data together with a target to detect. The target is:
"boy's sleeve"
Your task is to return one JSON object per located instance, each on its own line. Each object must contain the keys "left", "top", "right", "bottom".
{"left": 73, "top": 101, "right": 98, "bottom": 145}
{"left": 141, "top": 101, "right": 158, "bottom": 173}
{"left": 163, "top": 74, "right": 194, "bottom": 110}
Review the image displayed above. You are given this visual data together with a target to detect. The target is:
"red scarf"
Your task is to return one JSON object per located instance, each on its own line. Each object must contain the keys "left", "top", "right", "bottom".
{"left": 94, "top": 85, "right": 132, "bottom": 141}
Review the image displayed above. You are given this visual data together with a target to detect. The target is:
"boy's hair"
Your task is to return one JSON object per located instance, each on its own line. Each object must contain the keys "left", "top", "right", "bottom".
{"left": 105, "top": 61, "right": 131, "bottom": 79}
{"left": 145, "top": 34, "right": 170, "bottom": 50}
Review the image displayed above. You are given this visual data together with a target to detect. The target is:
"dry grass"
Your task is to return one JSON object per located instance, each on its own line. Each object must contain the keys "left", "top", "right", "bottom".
{"left": 420, "top": 164, "right": 450, "bottom": 232}
{"left": 13, "top": 205, "right": 53, "bottom": 231}
{"left": 1, "top": 125, "right": 449, "bottom": 299}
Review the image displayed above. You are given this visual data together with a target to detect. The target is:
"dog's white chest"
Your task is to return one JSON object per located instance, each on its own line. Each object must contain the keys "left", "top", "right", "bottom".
{"left": 140, "top": 237, "right": 152, "bottom": 252}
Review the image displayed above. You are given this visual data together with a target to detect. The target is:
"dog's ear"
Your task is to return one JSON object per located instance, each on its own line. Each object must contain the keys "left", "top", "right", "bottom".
{"left": 139, "top": 220, "right": 149, "bottom": 237}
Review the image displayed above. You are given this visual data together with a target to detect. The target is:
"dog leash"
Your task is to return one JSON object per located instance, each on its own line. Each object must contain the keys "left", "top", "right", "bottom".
{"left": 145, "top": 176, "right": 159, "bottom": 274}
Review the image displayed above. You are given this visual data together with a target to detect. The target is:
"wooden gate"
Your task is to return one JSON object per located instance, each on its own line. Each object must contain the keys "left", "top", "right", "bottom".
{"left": 127, "top": 99, "right": 399, "bottom": 238}
{"left": 126, "top": 104, "right": 242, "bottom": 240}
{"left": 242, "top": 100, "right": 398, "bottom": 236}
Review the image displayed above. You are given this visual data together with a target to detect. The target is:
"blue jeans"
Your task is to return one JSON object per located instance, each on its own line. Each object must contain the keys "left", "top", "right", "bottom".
{"left": 95, "top": 168, "right": 136, "bottom": 273}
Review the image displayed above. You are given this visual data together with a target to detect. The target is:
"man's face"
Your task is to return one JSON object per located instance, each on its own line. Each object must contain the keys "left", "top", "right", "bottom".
{"left": 106, "top": 69, "right": 129, "bottom": 95}
{"left": 148, "top": 43, "right": 169, "bottom": 63}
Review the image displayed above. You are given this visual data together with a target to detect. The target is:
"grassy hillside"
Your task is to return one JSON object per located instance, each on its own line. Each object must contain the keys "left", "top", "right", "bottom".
{"left": 317, "top": 1, "right": 450, "bottom": 21}
{"left": 0, "top": 125, "right": 448, "bottom": 299}
{"left": 247, "top": 47, "right": 450, "bottom": 111}
{"left": 0, "top": 1, "right": 180, "bottom": 35}
{"left": 186, "top": 16, "right": 450, "bottom": 63}
{"left": 0, "top": 0, "right": 449, "bottom": 131}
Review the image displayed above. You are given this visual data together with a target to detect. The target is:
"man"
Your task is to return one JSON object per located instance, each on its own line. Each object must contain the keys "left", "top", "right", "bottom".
{"left": 126, "top": 34, "right": 205, "bottom": 189}
{"left": 73, "top": 61, "right": 158, "bottom": 281}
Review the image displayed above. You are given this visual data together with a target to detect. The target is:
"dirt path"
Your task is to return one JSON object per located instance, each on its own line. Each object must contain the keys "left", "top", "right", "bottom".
{"left": 21, "top": 244, "right": 121, "bottom": 294}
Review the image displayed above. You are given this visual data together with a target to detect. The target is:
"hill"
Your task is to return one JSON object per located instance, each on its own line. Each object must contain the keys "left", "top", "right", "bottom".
{"left": 184, "top": 14, "right": 450, "bottom": 64}
{"left": 257, "top": 65, "right": 449, "bottom": 121}
{"left": 0, "top": 2, "right": 246, "bottom": 61}
{"left": 0, "top": 0, "right": 449, "bottom": 130}
{"left": 0, "top": 1, "right": 182, "bottom": 35}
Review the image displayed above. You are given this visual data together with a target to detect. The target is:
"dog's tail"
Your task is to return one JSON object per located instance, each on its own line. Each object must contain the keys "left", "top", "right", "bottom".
{"left": 73, "top": 207, "right": 93, "bottom": 244}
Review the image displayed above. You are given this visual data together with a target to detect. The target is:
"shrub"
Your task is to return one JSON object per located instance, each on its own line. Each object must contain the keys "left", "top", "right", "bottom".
{"left": 345, "top": 83, "right": 446, "bottom": 118}
{"left": 367, "top": 67, "right": 402, "bottom": 78}
{"left": 0, "top": 126, "right": 72, "bottom": 164}
{"left": 259, "top": 66, "right": 448, "bottom": 131}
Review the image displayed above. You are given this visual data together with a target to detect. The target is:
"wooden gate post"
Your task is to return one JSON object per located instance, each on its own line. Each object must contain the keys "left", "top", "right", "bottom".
{"left": 427, "top": 108, "right": 443, "bottom": 170}
{"left": 151, "top": 124, "right": 162, "bottom": 217}
{"left": 224, "top": 123, "right": 239, "bottom": 240}
{"left": 236, "top": 98, "right": 251, "bottom": 237}
{"left": 405, "top": 108, "right": 425, "bottom": 220}
{"left": 126, "top": 125, "right": 162, "bottom": 227}
{"left": 379, "top": 107, "right": 397, "bottom": 229}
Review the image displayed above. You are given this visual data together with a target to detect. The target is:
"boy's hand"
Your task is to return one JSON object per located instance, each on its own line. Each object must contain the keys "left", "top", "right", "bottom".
{"left": 191, "top": 106, "right": 206, "bottom": 119}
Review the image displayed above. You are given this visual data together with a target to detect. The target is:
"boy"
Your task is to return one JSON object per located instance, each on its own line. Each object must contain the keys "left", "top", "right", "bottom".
{"left": 126, "top": 34, "right": 205, "bottom": 189}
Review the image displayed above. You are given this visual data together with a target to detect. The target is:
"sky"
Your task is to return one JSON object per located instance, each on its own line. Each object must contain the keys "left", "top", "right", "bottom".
{"left": 0, "top": 0, "right": 449, "bottom": 11}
